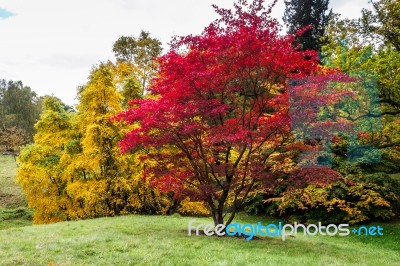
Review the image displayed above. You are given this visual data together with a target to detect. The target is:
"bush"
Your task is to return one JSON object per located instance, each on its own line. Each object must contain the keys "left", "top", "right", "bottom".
{"left": 177, "top": 197, "right": 210, "bottom": 217}
{"left": 266, "top": 174, "right": 400, "bottom": 224}
{"left": 244, "top": 191, "right": 272, "bottom": 216}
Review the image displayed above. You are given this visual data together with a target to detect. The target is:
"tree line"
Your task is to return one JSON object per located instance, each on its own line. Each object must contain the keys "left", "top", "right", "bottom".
{"left": 0, "top": 80, "right": 42, "bottom": 155}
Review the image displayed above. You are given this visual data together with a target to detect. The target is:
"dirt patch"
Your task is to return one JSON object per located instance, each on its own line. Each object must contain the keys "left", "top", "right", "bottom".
{"left": 0, "top": 192, "right": 26, "bottom": 208}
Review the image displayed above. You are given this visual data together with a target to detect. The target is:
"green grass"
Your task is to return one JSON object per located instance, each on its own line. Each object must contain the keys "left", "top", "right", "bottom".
{"left": 0, "top": 155, "right": 32, "bottom": 229}
{"left": 0, "top": 154, "right": 399, "bottom": 265}
{"left": 0, "top": 155, "right": 26, "bottom": 208}
{"left": 0, "top": 207, "right": 33, "bottom": 230}
{"left": 0, "top": 214, "right": 398, "bottom": 265}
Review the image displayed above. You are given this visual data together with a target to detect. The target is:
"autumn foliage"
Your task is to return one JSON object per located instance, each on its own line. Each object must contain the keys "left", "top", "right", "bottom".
{"left": 16, "top": 0, "right": 400, "bottom": 225}
{"left": 17, "top": 64, "right": 171, "bottom": 223}
{"left": 114, "top": 0, "right": 355, "bottom": 225}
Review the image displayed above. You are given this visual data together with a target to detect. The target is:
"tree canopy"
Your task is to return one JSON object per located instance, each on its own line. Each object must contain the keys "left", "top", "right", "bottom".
{"left": 116, "top": 0, "right": 354, "bottom": 225}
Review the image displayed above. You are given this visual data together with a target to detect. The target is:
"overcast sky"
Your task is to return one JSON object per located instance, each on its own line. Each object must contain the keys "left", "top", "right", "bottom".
{"left": 0, "top": 0, "right": 371, "bottom": 106}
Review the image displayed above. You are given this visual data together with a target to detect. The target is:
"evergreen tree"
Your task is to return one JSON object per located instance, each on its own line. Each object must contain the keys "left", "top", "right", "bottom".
{"left": 283, "top": 0, "right": 332, "bottom": 52}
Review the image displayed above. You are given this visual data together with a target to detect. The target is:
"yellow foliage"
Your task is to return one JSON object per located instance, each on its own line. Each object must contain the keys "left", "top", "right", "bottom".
{"left": 17, "top": 64, "right": 172, "bottom": 224}
{"left": 269, "top": 182, "right": 395, "bottom": 224}
{"left": 177, "top": 197, "right": 210, "bottom": 217}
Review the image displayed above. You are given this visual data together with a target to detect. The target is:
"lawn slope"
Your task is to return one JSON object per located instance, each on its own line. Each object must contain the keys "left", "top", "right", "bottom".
{"left": 0, "top": 155, "right": 32, "bottom": 230}
{"left": 0, "top": 154, "right": 399, "bottom": 265}
{"left": 0, "top": 214, "right": 399, "bottom": 266}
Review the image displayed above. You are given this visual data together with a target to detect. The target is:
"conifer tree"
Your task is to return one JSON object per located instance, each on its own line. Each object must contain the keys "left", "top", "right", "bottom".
{"left": 283, "top": 0, "right": 332, "bottom": 51}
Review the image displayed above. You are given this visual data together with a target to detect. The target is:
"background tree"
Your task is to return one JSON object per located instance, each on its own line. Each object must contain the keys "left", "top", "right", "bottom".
{"left": 283, "top": 0, "right": 332, "bottom": 52}
{"left": 360, "top": 0, "right": 400, "bottom": 51}
{"left": 113, "top": 31, "right": 163, "bottom": 99}
{"left": 321, "top": 9, "right": 400, "bottom": 151}
{"left": 259, "top": 1, "right": 400, "bottom": 224}
{"left": 0, "top": 127, "right": 27, "bottom": 156}
{"left": 358, "top": 0, "right": 400, "bottom": 133}
{"left": 0, "top": 79, "right": 41, "bottom": 141}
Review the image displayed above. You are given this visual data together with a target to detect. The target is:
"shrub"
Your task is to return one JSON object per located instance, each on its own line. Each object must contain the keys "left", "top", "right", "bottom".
{"left": 177, "top": 197, "right": 210, "bottom": 217}
{"left": 267, "top": 174, "right": 399, "bottom": 224}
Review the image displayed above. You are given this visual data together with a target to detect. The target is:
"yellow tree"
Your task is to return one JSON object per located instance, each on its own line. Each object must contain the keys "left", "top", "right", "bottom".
{"left": 18, "top": 62, "right": 171, "bottom": 224}
{"left": 63, "top": 62, "right": 167, "bottom": 219}
{"left": 17, "top": 96, "right": 74, "bottom": 223}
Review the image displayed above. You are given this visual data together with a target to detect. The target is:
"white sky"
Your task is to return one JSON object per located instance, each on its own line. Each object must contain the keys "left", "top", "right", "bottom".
{"left": 0, "top": 0, "right": 371, "bottom": 106}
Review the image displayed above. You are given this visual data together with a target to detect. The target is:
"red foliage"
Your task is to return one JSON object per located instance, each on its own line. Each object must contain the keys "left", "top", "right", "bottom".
{"left": 286, "top": 168, "right": 344, "bottom": 188}
{"left": 115, "top": 0, "right": 348, "bottom": 225}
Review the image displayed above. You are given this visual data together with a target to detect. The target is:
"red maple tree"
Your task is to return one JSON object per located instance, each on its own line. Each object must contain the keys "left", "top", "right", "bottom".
{"left": 116, "top": 0, "right": 347, "bottom": 225}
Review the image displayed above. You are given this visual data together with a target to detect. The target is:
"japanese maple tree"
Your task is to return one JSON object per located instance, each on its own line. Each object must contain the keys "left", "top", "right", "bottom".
{"left": 116, "top": 0, "right": 323, "bottom": 225}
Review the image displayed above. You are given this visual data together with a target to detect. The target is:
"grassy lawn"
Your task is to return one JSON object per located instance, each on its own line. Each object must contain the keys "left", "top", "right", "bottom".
{"left": 0, "top": 155, "right": 24, "bottom": 208}
{"left": 0, "top": 214, "right": 398, "bottom": 265}
{"left": 0, "top": 155, "right": 33, "bottom": 230}
{"left": 0, "top": 154, "right": 399, "bottom": 265}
